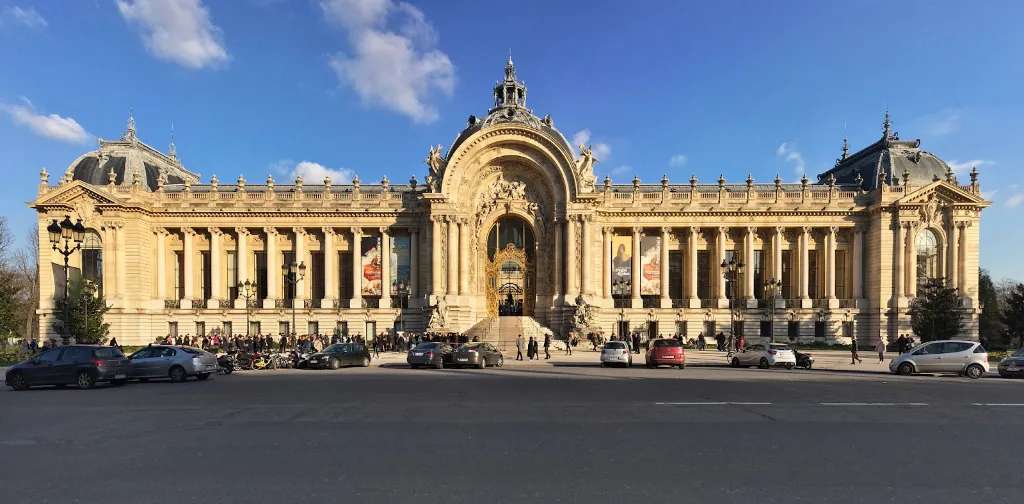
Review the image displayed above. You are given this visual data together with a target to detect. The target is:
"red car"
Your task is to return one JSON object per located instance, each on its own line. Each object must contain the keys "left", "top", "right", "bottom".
{"left": 645, "top": 338, "right": 685, "bottom": 369}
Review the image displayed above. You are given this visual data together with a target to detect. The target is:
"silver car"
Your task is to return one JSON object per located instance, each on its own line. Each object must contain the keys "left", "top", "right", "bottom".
{"left": 128, "top": 345, "right": 220, "bottom": 382}
{"left": 889, "top": 340, "right": 989, "bottom": 379}
{"left": 600, "top": 341, "right": 632, "bottom": 367}
{"left": 730, "top": 343, "right": 797, "bottom": 369}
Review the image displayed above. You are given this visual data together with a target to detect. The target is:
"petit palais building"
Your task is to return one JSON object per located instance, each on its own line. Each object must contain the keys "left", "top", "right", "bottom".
{"left": 32, "top": 60, "right": 988, "bottom": 347}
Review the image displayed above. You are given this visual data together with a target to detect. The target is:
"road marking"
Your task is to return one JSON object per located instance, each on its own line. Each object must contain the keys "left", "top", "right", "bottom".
{"left": 972, "top": 403, "right": 1024, "bottom": 407}
{"left": 819, "top": 402, "right": 928, "bottom": 406}
{"left": 655, "top": 402, "right": 771, "bottom": 406}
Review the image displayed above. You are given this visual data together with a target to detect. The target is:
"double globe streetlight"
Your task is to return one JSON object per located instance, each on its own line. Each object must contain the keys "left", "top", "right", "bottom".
{"left": 238, "top": 279, "right": 258, "bottom": 337}
{"left": 720, "top": 257, "right": 744, "bottom": 348}
{"left": 282, "top": 261, "right": 306, "bottom": 339}
{"left": 47, "top": 215, "right": 86, "bottom": 342}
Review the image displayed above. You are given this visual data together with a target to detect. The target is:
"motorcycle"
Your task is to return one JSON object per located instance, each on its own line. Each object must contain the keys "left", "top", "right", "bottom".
{"left": 295, "top": 351, "right": 314, "bottom": 369}
{"left": 216, "top": 352, "right": 235, "bottom": 375}
{"left": 794, "top": 349, "right": 814, "bottom": 370}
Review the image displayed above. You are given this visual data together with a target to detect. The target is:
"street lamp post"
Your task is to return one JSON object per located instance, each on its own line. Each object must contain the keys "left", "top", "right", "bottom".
{"left": 763, "top": 278, "right": 783, "bottom": 344}
{"left": 47, "top": 215, "right": 86, "bottom": 343}
{"left": 281, "top": 261, "right": 306, "bottom": 338}
{"left": 239, "top": 280, "right": 258, "bottom": 337}
{"left": 720, "top": 257, "right": 744, "bottom": 350}
{"left": 82, "top": 279, "right": 97, "bottom": 341}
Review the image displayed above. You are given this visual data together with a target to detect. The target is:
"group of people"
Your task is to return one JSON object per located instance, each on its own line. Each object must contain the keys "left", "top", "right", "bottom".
{"left": 514, "top": 333, "right": 552, "bottom": 360}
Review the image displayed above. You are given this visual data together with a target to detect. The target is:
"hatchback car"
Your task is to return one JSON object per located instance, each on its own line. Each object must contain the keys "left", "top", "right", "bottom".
{"left": 997, "top": 348, "right": 1024, "bottom": 378}
{"left": 407, "top": 342, "right": 454, "bottom": 369}
{"left": 453, "top": 342, "right": 504, "bottom": 368}
{"left": 600, "top": 341, "right": 632, "bottom": 367}
{"left": 307, "top": 343, "right": 371, "bottom": 369}
{"left": 645, "top": 338, "right": 685, "bottom": 368}
{"left": 730, "top": 343, "right": 797, "bottom": 369}
{"left": 889, "top": 340, "right": 989, "bottom": 379}
{"left": 6, "top": 345, "right": 129, "bottom": 390}
{"left": 128, "top": 345, "right": 219, "bottom": 382}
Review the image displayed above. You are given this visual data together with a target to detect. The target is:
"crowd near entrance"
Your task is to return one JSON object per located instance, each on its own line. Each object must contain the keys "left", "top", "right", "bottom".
{"left": 486, "top": 216, "right": 535, "bottom": 317}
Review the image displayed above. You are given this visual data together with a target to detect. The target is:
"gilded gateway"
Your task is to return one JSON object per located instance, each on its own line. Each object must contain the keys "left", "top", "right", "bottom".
{"left": 31, "top": 58, "right": 988, "bottom": 346}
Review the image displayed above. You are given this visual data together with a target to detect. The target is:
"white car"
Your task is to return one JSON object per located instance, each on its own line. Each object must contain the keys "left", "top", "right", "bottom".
{"left": 889, "top": 340, "right": 989, "bottom": 379}
{"left": 730, "top": 343, "right": 797, "bottom": 369}
{"left": 600, "top": 341, "right": 632, "bottom": 367}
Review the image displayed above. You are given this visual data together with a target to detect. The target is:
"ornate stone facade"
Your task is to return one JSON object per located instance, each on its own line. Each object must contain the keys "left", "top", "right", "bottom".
{"left": 31, "top": 60, "right": 988, "bottom": 346}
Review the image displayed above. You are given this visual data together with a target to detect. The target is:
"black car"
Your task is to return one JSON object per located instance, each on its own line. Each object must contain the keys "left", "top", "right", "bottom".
{"left": 307, "top": 343, "right": 371, "bottom": 370}
{"left": 5, "top": 345, "right": 130, "bottom": 390}
{"left": 407, "top": 342, "right": 454, "bottom": 369}
{"left": 452, "top": 342, "right": 504, "bottom": 368}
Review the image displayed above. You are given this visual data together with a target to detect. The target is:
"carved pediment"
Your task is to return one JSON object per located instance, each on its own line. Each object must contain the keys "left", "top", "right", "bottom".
{"left": 33, "top": 181, "right": 120, "bottom": 207}
{"left": 897, "top": 180, "right": 987, "bottom": 206}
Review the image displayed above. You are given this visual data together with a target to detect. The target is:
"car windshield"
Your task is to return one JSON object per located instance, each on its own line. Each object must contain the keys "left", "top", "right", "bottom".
{"left": 604, "top": 342, "right": 626, "bottom": 350}
{"left": 93, "top": 347, "right": 124, "bottom": 359}
{"left": 653, "top": 340, "right": 681, "bottom": 347}
{"left": 770, "top": 344, "right": 791, "bottom": 351}
{"left": 324, "top": 344, "right": 349, "bottom": 353}
{"left": 460, "top": 343, "right": 482, "bottom": 350}
{"left": 179, "top": 347, "right": 204, "bottom": 355}
{"left": 414, "top": 343, "right": 439, "bottom": 350}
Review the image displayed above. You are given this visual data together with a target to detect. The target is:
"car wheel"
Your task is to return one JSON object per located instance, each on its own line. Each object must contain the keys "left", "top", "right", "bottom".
{"left": 965, "top": 364, "right": 984, "bottom": 380}
{"left": 731, "top": 357, "right": 740, "bottom": 368}
{"left": 77, "top": 371, "right": 96, "bottom": 390}
{"left": 478, "top": 357, "right": 486, "bottom": 370}
{"left": 784, "top": 363, "right": 794, "bottom": 370}
{"left": 196, "top": 373, "right": 210, "bottom": 381}
{"left": 169, "top": 366, "right": 187, "bottom": 383}
{"left": 758, "top": 358, "right": 769, "bottom": 369}
{"left": 361, "top": 357, "right": 370, "bottom": 368}
{"left": 410, "top": 364, "right": 419, "bottom": 369}
{"left": 897, "top": 362, "right": 914, "bottom": 376}
{"left": 998, "top": 370, "right": 1008, "bottom": 378}
{"left": 329, "top": 358, "right": 340, "bottom": 370}
{"left": 223, "top": 367, "right": 233, "bottom": 375}
{"left": 8, "top": 372, "right": 28, "bottom": 391}
{"left": 679, "top": 363, "right": 685, "bottom": 369}
{"left": 806, "top": 362, "right": 813, "bottom": 370}
{"left": 496, "top": 356, "right": 504, "bottom": 368}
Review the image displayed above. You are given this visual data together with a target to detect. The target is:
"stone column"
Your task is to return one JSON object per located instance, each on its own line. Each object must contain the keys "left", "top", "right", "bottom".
{"left": 687, "top": 227, "right": 698, "bottom": 306}
{"left": 906, "top": 224, "right": 917, "bottom": 298}
{"left": 631, "top": 226, "right": 641, "bottom": 308}
{"left": 799, "top": 227, "right": 810, "bottom": 302}
{"left": 182, "top": 228, "right": 195, "bottom": 307}
{"left": 458, "top": 219, "right": 469, "bottom": 296}
{"left": 350, "top": 227, "right": 363, "bottom": 308}
{"left": 290, "top": 228, "right": 306, "bottom": 305}
{"left": 744, "top": 227, "right": 755, "bottom": 300}
{"left": 566, "top": 218, "right": 578, "bottom": 297}
{"left": 826, "top": 226, "right": 837, "bottom": 300}
{"left": 772, "top": 227, "right": 783, "bottom": 286}
{"left": 210, "top": 228, "right": 223, "bottom": 306}
{"left": 852, "top": 226, "right": 863, "bottom": 299}
{"left": 601, "top": 226, "right": 611, "bottom": 298}
{"left": 947, "top": 221, "right": 959, "bottom": 291}
{"left": 380, "top": 227, "right": 391, "bottom": 308}
{"left": 409, "top": 229, "right": 419, "bottom": 299}
{"left": 322, "top": 228, "right": 336, "bottom": 306}
{"left": 957, "top": 222, "right": 967, "bottom": 292}
{"left": 893, "top": 221, "right": 904, "bottom": 300}
{"left": 115, "top": 224, "right": 127, "bottom": 304}
{"left": 431, "top": 217, "right": 443, "bottom": 296}
{"left": 716, "top": 227, "right": 728, "bottom": 303}
{"left": 581, "top": 216, "right": 592, "bottom": 296}
{"left": 156, "top": 229, "right": 167, "bottom": 302}
{"left": 554, "top": 219, "right": 563, "bottom": 297}
{"left": 660, "top": 226, "right": 670, "bottom": 307}
{"left": 102, "top": 226, "right": 116, "bottom": 300}
{"left": 446, "top": 217, "right": 458, "bottom": 297}
{"left": 235, "top": 228, "right": 249, "bottom": 305}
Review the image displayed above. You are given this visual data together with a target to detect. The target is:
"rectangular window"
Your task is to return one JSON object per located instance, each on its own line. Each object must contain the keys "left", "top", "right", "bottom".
{"left": 808, "top": 251, "right": 818, "bottom": 299}
{"left": 283, "top": 252, "right": 295, "bottom": 300}
{"left": 676, "top": 321, "right": 686, "bottom": 338}
{"left": 760, "top": 320, "right": 772, "bottom": 338}
{"left": 226, "top": 251, "right": 237, "bottom": 300}
{"left": 222, "top": 321, "right": 232, "bottom": 337}
{"left": 308, "top": 321, "right": 319, "bottom": 337}
{"left": 842, "top": 321, "right": 854, "bottom": 339}
{"left": 249, "top": 321, "right": 261, "bottom": 336}
{"left": 201, "top": 251, "right": 211, "bottom": 301}
{"left": 788, "top": 320, "right": 800, "bottom": 340}
{"left": 168, "top": 321, "right": 178, "bottom": 338}
{"left": 835, "top": 250, "right": 848, "bottom": 299}
{"left": 781, "top": 250, "right": 793, "bottom": 299}
{"left": 814, "top": 321, "right": 825, "bottom": 339}
{"left": 732, "top": 320, "right": 744, "bottom": 338}
{"left": 365, "top": 321, "right": 377, "bottom": 342}
{"left": 174, "top": 251, "right": 184, "bottom": 299}
{"left": 82, "top": 249, "right": 103, "bottom": 298}
{"left": 704, "top": 321, "right": 716, "bottom": 339}
{"left": 311, "top": 252, "right": 325, "bottom": 300}
{"left": 255, "top": 252, "right": 267, "bottom": 300}
{"left": 669, "top": 250, "right": 683, "bottom": 300}
{"left": 279, "top": 321, "right": 290, "bottom": 336}
{"left": 753, "top": 250, "right": 764, "bottom": 300}
{"left": 697, "top": 251, "right": 711, "bottom": 300}
{"left": 337, "top": 321, "right": 348, "bottom": 337}
{"left": 724, "top": 250, "right": 737, "bottom": 299}
{"left": 195, "top": 321, "right": 205, "bottom": 337}
{"left": 340, "top": 252, "right": 353, "bottom": 300}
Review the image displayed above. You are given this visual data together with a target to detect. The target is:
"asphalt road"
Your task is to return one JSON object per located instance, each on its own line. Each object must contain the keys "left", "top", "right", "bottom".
{"left": 2, "top": 363, "right": 1022, "bottom": 504}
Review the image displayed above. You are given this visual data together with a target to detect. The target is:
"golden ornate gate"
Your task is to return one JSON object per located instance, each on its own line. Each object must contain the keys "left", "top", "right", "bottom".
{"left": 485, "top": 243, "right": 533, "bottom": 317}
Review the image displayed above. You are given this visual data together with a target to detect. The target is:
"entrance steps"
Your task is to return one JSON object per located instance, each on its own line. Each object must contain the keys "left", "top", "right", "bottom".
{"left": 464, "top": 316, "right": 550, "bottom": 352}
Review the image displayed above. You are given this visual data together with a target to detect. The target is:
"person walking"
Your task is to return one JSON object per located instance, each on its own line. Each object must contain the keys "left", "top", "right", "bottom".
{"left": 516, "top": 334, "right": 525, "bottom": 361}
{"left": 697, "top": 333, "right": 706, "bottom": 351}
{"left": 527, "top": 337, "right": 536, "bottom": 360}
{"left": 877, "top": 337, "right": 886, "bottom": 363}
{"left": 543, "top": 333, "right": 551, "bottom": 360}
{"left": 850, "top": 336, "right": 862, "bottom": 364}
{"left": 715, "top": 332, "right": 725, "bottom": 352}
{"left": 631, "top": 332, "right": 641, "bottom": 355}
{"left": 565, "top": 332, "right": 574, "bottom": 355}
{"left": 737, "top": 334, "right": 746, "bottom": 352}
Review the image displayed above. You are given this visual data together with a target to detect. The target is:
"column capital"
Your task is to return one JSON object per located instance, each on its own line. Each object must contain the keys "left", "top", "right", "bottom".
{"left": 350, "top": 226, "right": 362, "bottom": 236}
{"left": 775, "top": 226, "right": 785, "bottom": 235}
{"left": 801, "top": 226, "right": 812, "bottom": 235}
{"left": 262, "top": 227, "right": 277, "bottom": 236}
{"left": 689, "top": 226, "right": 700, "bottom": 234}
{"left": 183, "top": 227, "right": 197, "bottom": 236}
{"left": 828, "top": 225, "right": 839, "bottom": 236}
{"left": 660, "top": 226, "right": 671, "bottom": 234}
{"left": 717, "top": 226, "right": 729, "bottom": 235}
{"left": 632, "top": 226, "right": 643, "bottom": 234}
{"left": 155, "top": 227, "right": 170, "bottom": 237}
{"left": 745, "top": 226, "right": 757, "bottom": 234}
{"left": 234, "top": 227, "right": 249, "bottom": 236}
{"left": 291, "top": 227, "right": 306, "bottom": 236}
{"left": 378, "top": 226, "right": 389, "bottom": 234}
{"left": 321, "top": 226, "right": 335, "bottom": 236}
{"left": 602, "top": 226, "right": 610, "bottom": 235}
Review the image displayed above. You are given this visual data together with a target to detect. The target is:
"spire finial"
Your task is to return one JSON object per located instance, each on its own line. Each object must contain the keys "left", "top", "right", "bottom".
{"left": 123, "top": 109, "right": 137, "bottom": 141}
{"left": 882, "top": 110, "right": 892, "bottom": 139}
{"left": 168, "top": 121, "right": 177, "bottom": 160}
{"left": 841, "top": 136, "right": 849, "bottom": 159}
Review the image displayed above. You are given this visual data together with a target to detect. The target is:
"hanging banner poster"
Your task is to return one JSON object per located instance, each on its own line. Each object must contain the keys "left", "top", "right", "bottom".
{"left": 611, "top": 235, "right": 632, "bottom": 296}
{"left": 391, "top": 234, "right": 411, "bottom": 295}
{"left": 640, "top": 235, "right": 661, "bottom": 296}
{"left": 361, "top": 235, "right": 382, "bottom": 296}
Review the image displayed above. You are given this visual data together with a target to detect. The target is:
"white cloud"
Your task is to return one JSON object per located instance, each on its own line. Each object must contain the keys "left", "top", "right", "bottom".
{"left": 1, "top": 6, "right": 47, "bottom": 28}
{"left": 776, "top": 142, "right": 806, "bottom": 177}
{"left": 916, "top": 108, "right": 961, "bottom": 137}
{"left": 947, "top": 159, "right": 994, "bottom": 176}
{"left": 610, "top": 165, "right": 631, "bottom": 176}
{"left": 322, "top": 0, "right": 454, "bottom": 124}
{"left": 572, "top": 128, "right": 611, "bottom": 160}
{"left": 270, "top": 159, "right": 355, "bottom": 184}
{"left": 981, "top": 189, "right": 997, "bottom": 201}
{"left": 116, "top": 0, "right": 228, "bottom": 70}
{"left": 669, "top": 154, "right": 687, "bottom": 167}
{"left": 572, "top": 129, "right": 591, "bottom": 146}
{"left": 2, "top": 100, "right": 91, "bottom": 144}
{"left": 1006, "top": 192, "right": 1024, "bottom": 208}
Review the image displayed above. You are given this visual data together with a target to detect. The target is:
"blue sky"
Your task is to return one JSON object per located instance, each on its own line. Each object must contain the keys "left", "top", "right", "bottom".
{"left": 1, "top": 0, "right": 1022, "bottom": 280}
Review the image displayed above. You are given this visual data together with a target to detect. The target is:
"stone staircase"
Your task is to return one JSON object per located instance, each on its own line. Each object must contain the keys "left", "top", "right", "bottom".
{"left": 464, "top": 316, "right": 551, "bottom": 352}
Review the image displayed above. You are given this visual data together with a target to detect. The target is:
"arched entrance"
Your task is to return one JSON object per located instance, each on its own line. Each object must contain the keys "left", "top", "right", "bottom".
{"left": 485, "top": 216, "right": 535, "bottom": 316}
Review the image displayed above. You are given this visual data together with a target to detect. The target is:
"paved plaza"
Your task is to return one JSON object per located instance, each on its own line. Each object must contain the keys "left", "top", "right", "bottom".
{"left": 2, "top": 355, "right": 1021, "bottom": 504}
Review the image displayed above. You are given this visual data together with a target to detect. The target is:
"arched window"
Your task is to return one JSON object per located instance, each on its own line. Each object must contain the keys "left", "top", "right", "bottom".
{"left": 915, "top": 229, "right": 940, "bottom": 291}
{"left": 82, "top": 231, "right": 103, "bottom": 297}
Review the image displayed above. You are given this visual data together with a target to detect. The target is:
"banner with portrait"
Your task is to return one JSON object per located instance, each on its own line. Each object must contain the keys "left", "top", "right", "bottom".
{"left": 390, "top": 234, "right": 411, "bottom": 296}
{"left": 610, "top": 235, "right": 632, "bottom": 296}
{"left": 360, "top": 236, "right": 382, "bottom": 296}
{"left": 640, "top": 235, "right": 661, "bottom": 296}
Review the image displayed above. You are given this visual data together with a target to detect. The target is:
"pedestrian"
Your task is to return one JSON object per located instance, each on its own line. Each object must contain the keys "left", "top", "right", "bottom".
{"left": 565, "top": 332, "right": 574, "bottom": 356}
{"left": 631, "top": 332, "right": 641, "bottom": 355}
{"left": 528, "top": 337, "right": 537, "bottom": 360}
{"left": 715, "top": 332, "right": 725, "bottom": 352}
{"left": 516, "top": 334, "right": 525, "bottom": 361}
{"left": 877, "top": 337, "right": 886, "bottom": 363}
{"left": 697, "top": 332, "right": 706, "bottom": 351}
{"left": 108, "top": 337, "right": 119, "bottom": 349}
{"left": 737, "top": 334, "right": 745, "bottom": 352}
{"left": 543, "top": 333, "right": 551, "bottom": 360}
{"left": 896, "top": 334, "right": 907, "bottom": 354}
{"left": 850, "top": 336, "right": 862, "bottom": 364}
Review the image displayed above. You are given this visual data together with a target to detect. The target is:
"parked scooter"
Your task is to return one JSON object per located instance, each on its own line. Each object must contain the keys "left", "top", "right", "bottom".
{"left": 216, "top": 352, "right": 235, "bottom": 375}
{"left": 794, "top": 349, "right": 814, "bottom": 370}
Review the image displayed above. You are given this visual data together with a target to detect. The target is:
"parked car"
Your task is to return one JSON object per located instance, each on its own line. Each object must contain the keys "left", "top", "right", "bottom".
{"left": 5, "top": 345, "right": 129, "bottom": 390}
{"left": 308, "top": 343, "right": 371, "bottom": 369}
{"left": 600, "top": 341, "right": 632, "bottom": 367}
{"left": 645, "top": 338, "right": 685, "bottom": 369}
{"left": 997, "top": 348, "right": 1024, "bottom": 378}
{"left": 128, "top": 345, "right": 219, "bottom": 382}
{"left": 407, "top": 342, "right": 454, "bottom": 369}
{"left": 730, "top": 343, "right": 797, "bottom": 369}
{"left": 453, "top": 342, "right": 504, "bottom": 368}
{"left": 889, "top": 340, "right": 989, "bottom": 379}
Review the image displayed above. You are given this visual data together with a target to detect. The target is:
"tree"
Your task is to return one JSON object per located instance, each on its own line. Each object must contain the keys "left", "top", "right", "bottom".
{"left": 978, "top": 269, "right": 1008, "bottom": 349}
{"left": 1003, "top": 283, "right": 1024, "bottom": 349}
{"left": 52, "top": 278, "right": 110, "bottom": 344}
{"left": 909, "top": 278, "right": 963, "bottom": 342}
